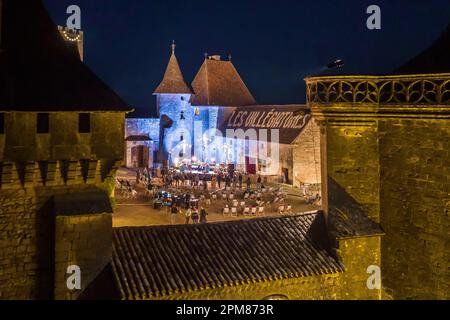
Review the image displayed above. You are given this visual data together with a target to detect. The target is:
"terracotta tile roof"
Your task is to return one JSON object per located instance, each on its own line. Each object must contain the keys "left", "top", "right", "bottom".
{"left": 153, "top": 50, "right": 194, "bottom": 95}
{"left": 111, "top": 212, "right": 344, "bottom": 300}
{"left": 191, "top": 58, "right": 257, "bottom": 107}
{"left": 0, "top": 0, "right": 132, "bottom": 112}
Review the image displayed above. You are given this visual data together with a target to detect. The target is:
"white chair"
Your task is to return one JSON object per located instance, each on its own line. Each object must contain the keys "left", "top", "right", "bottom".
{"left": 251, "top": 207, "right": 257, "bottom": 215}
{"left": 243, "top": 207, "right": 250, "bottom": 216}
{"left": 258, "top": 207, "right": 264, "bottom": 215}
{"left": 231, "top": 207, "right": 238, "bottom": 217}
{"left": 212, "top": 194, "right": 217, "bottom": 200}
{"left": 244, "top": 193, "right": 249, "bottom": 199}
{"left": 240, "top": 201, "right": 246, "bottom": 207}
{"left": 233, "top": 200, "right": 239, "bottom": 207}
{"left": 222, "top": 193, "right": 227, "bottom": 200}
{"left": 229, "top": 193, "right": 235, "bottom": 200}
{"left": 223, "top": 207, "right": 230, "bottom": 216}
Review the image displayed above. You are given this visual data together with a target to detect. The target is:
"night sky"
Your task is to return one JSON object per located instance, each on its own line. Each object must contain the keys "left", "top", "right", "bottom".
{"left": 43, "top": 0, "right": 450, "bottom": 117}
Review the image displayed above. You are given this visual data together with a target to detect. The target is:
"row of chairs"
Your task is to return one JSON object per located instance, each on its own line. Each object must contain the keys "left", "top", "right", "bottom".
{"left": 223, "top": 206, "right": 265, "bottom": 217}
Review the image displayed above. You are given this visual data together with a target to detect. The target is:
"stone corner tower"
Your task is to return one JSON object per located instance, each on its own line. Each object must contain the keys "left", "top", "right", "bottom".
{"left": 153, "top": 42, "right": 194, "bottom": 166}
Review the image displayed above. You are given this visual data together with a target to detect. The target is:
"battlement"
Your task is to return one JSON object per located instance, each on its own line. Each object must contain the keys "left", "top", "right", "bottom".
{"left": 0, "top": 159, "right": 121, "bottom": 189}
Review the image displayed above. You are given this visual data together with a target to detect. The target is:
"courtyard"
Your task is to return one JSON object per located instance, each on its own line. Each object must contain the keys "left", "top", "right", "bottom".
{"left": 113, "top": 168, "right": 321, "bottom": 227}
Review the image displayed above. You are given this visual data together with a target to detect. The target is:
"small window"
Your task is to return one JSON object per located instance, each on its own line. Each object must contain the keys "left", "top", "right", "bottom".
{"left": 0, "top": 113, "right": 4, "bottom": 134}
{"left": 78, "top": 113, "right": 91, "bottom": 133}
{"left": 37, "top": 113, "right": 50, "bottom": 134}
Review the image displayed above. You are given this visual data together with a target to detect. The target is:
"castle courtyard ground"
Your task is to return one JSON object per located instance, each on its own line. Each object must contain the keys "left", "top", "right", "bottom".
{"left": 113, "top": 168, "right": 321, "bottom": 227}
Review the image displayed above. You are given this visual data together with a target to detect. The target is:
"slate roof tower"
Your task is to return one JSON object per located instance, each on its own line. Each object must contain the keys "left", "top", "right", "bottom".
{"left": 153, "top": 42, "right": 194, "bottom": 166}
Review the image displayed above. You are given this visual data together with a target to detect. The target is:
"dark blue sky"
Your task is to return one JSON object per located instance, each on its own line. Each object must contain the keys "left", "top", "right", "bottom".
{"left": 43, "top": 0, "right": 450, "bottom": 116}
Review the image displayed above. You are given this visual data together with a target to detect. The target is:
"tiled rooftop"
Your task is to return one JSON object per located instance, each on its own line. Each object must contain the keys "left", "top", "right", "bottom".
{"left": 112, "top": 212, "right": 344, "bottom": 299}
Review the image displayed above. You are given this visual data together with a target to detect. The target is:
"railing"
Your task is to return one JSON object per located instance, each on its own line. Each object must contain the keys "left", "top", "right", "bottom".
{"left": 306, "top": 74, "right": 450, "bottom": 105}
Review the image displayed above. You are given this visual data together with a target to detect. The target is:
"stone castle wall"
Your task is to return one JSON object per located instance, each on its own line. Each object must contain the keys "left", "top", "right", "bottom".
{"left": 0, "top": 111, "right": 124, "bottom": 299}
{"left": 307, "top": 74, "right": 450, "bottom": 300}
{"left": 0, "top": 162, "right": 118, "bottom": 299}
{"left": 54, "top": 212, "right": 112, "bottom": 300}
{"left": 125, "top": 118, "right": 160, "bottom": 145}
{"left": 293, "top": 119, "right": 322, "bottom": 188}
{"left": 379, "top": 118, "right": 450, "bottom": 299}
{"left": 0, "top": 112, "right": 125, "bottom": 162}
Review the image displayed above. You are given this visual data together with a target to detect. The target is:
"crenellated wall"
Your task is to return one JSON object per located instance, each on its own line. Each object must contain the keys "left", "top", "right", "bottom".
{"left": 0, "top": 111, "right": 125, "bottom": 300}
{"left": 0, "top": 160, "right": 120, "bottom": 299}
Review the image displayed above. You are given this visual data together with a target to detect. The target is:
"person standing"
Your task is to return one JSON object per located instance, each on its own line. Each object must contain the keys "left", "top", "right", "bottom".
{"left": 246, "top": 176, "right": 251, "bottom": 191}
{"left": 191, "top": 208, "right": 199, "bottom": 224}
{"left": 211, "top": 176, "right": 216, "bottom": 190}
{"left": 238, "top": 173, "right": 243, "bottom": 189}
{"left": 200, "top": 207, "right": 208, "bottom": 224}
{"left": 170, "top": 205, "right": 178, "bottom": 225}
{"left": 257, "top": 175, "right": 262, "bottom": 189}
{"left": 217, "top": 174, "right": 222, "bottom": 188}
{"left": 184, "top": 207, "right": 192, "bottom": 224}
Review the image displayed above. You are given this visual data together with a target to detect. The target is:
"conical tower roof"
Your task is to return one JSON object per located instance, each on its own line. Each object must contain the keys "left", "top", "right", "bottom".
{"left": 153, "top": 43, "right": 193, "bottom": 95}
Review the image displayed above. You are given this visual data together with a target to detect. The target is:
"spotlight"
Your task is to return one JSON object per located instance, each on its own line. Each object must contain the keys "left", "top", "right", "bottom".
{"left": 327, "top": 59, "right": 344, "bottom": 69}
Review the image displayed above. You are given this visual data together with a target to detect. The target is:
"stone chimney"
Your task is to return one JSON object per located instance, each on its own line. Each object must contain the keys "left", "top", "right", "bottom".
{"left": 208, "top": 55, "right": 221, "bottom": 61}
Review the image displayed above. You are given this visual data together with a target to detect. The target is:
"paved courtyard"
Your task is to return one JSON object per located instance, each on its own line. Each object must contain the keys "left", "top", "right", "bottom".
{"left": 113, "top": 168, "right": 321, "bottom": 227}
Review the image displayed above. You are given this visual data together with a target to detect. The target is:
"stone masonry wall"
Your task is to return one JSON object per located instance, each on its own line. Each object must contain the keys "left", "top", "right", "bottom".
{"left": 0, "top": 189, "right": 38, "bottom": 299}
{"left": 293, "top": 119, "right": 321, "bottom": 187}
{"left": 324, "top": 122, "right": 381, "bottom": 223}
{"left": 379, "top": 118, "right": 450, "bottom": 299}
{"left": 125, "top": 118, "right": 160, "bottom": 145}
{"left": 337, "top": 236, "right": 383, "bottom": 299}
{"left": 1, "top": 112, "right": 125, "bottom": 162}
{"left": 54, "top": 213, "right": 112, "bottom": 300}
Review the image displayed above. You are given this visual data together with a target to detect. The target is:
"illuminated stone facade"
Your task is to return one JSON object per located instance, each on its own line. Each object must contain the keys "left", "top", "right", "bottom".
{"left": 307, "top": 73, "right": 450, "bottom": 299}
{"left": 0, "top": 112, "right": 126, "bottom": 299}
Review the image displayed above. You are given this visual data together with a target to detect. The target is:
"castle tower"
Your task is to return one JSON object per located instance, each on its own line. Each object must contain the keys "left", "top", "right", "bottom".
{"left": 57, "top": 26, "right": 84, "bottom": 61}
{"left": 153, "top": 42, "right": 194, "bottom": 166}
{"left": 0, "top": 0, "right": 132, "bottom": 299}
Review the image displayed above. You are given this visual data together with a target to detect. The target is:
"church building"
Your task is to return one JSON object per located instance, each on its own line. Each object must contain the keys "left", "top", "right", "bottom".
{"left": 125, "top": 44, "right": 321, "bottom": 189}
